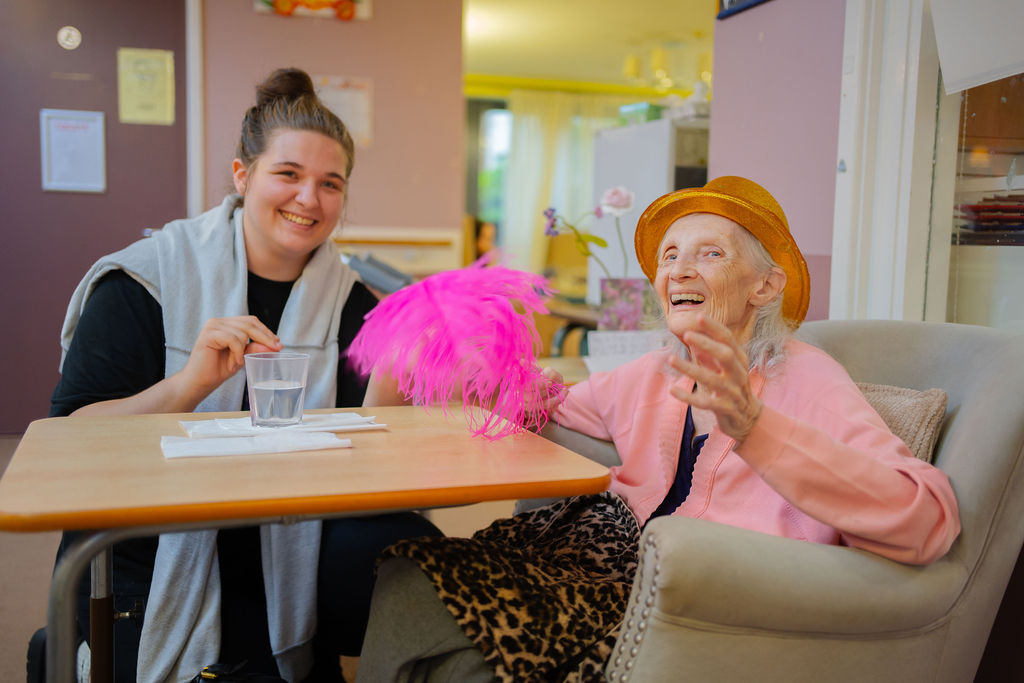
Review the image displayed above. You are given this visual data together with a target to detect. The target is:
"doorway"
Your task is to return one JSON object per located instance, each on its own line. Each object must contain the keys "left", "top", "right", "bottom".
{"left": 0, "top": 2, "right": 188, "bottom": 432}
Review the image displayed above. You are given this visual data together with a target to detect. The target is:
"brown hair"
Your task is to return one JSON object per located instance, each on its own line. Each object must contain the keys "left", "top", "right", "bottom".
{"left": 237, "top": 67, "right": 355, "bottom": 179}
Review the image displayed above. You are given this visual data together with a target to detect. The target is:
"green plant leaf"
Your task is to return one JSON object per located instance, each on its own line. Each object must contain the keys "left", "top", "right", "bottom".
{"left": 573, "top": 234, "right": 593, "bottom": 257}
{"left": 577, "top": 233, "right": 608, "bottom": 248}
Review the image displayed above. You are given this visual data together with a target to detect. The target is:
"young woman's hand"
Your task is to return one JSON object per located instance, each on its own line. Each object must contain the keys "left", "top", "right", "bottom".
{"left": 72, "top": 315, "right": 282, "bottom": 416}
{"left": 179, "top": 315, "right": 283, "bottom": 397}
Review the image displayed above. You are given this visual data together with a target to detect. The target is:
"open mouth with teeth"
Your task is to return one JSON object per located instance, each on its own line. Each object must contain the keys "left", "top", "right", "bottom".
{"left": 280, "top": 209, "right": 316, "bottom": 227}
{"left": 670, "top": 293, "right": 706, "bottom": 306}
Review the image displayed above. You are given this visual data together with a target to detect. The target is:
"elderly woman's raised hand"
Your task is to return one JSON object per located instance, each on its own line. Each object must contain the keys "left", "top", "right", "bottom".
{"left": 666, "top": 314, "right": 763, "bottom": 443}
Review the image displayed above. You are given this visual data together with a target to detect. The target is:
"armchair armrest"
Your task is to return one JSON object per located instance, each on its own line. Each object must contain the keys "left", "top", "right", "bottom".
{"left": 637, "top": 516, "right": 965, "bottom": 631}
{"left": 515, "top": 423, "right": 621, "bottom": 514}
{"left": 608, "top": 516, "right": 969, "bottom": 682}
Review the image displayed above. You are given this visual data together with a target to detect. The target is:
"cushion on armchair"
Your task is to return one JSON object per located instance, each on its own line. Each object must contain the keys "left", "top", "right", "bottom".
{"left": 856, "top": 382, "right": 948, "bottom": 462}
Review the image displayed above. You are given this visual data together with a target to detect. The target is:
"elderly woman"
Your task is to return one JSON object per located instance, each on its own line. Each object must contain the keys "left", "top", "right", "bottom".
{"left": 355, "top": 176, "right": 961, "bottom": 683}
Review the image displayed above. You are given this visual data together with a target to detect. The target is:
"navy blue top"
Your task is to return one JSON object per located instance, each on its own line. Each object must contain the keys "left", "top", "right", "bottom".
{"left": 648, "top": 406, "right": 709, "bottom": 521}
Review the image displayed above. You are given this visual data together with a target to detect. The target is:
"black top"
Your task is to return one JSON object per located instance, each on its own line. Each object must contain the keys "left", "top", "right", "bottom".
{"left": 51, "top": 268, "right": 378, "bottom": 673}
{"left": 50, "top": 269, "right": 377, "bottom": 416}
{"left": 648, "top": 406, "right": 709, "bottom": 521}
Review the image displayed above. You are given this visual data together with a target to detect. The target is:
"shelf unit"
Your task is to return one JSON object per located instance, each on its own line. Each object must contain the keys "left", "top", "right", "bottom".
{"left": 947, "top": 73, "right": 1024, "bottom": 330}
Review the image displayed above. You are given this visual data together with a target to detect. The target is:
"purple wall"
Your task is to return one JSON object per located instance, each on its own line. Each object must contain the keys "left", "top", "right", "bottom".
{"left": 0, "top": 0, "right": 464, "bottom": 434}
{"left": 709, "top": 0, "right": 846, "bottom": 321}
{"left": 0, "top": 2, "right": 187, "bottom": 433}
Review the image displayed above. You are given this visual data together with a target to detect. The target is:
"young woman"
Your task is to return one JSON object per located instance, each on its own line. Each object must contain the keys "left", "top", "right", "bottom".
{"left": 52, "top": 67, "right": 440, "bottom": 682}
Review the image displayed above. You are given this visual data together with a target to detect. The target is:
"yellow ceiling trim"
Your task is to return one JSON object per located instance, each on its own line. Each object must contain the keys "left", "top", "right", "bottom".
{"left": 464, "top": 73, "right": 693, "bottom": 100}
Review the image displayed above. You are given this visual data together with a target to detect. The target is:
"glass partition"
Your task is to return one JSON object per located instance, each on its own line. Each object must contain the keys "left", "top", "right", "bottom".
{"left": 947, "top": 72, "right": 1024, "bottom": 330}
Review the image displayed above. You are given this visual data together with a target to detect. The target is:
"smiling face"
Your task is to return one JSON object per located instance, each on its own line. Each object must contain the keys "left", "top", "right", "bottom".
{"left": 654, "top": 213, "right": 785, "bottom": 345}
{"left": 232, "top": 128, "right": 349, "bottom": 281}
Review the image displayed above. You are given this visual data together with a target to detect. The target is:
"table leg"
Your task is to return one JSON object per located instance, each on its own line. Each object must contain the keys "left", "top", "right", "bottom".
{"left": 90, "top": 550, "right": 114, "bottom": 683}
{"left": 47, "top": 530, "right": 123, "bottom": 683}
{"left": 44, "top": 515, "right": 380, "bottom": 682}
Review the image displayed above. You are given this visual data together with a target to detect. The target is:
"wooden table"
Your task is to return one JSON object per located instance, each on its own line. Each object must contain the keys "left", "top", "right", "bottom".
{"left": 0, "top": 406, "right": 610, "bottom": 682}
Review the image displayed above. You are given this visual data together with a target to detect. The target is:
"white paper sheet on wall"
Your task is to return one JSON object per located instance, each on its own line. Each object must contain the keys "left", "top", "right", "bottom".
{"left": 314, "top": 75, "right": 373, "bottom": 147}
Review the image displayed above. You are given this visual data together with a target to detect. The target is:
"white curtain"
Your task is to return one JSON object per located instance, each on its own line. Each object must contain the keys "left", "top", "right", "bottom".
{"left": 501, "top": 90, "right": 630, "bottom": 273}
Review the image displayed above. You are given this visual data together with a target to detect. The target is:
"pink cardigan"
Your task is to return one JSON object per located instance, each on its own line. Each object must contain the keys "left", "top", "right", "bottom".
{"left": 554, "top": 339, "right": 960, "bottom": 565}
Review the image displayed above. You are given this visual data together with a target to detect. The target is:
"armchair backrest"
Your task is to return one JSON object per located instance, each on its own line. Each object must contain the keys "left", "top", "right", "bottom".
{"left": 796, "top": 319, "right": 1024, "bottom": 680}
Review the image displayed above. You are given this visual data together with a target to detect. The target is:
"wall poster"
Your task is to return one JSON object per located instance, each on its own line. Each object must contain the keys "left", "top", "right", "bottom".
{"left": 254, "top": 0, "right": 373, "bottom": 21}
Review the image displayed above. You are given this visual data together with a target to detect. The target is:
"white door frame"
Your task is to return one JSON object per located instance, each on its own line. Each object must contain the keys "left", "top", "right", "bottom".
{"left": 830, "top": 0, "right": 957, "bottom": 322}
{"left": 185, "top": 0, "right": 204, "bottom": 216}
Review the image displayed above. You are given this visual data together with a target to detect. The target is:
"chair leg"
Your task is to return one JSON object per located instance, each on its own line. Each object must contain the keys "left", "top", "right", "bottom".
{"left": 26, "top": 627, "right": 46, "bottom": 683}
{"left": 975, "top": 542, "right": 1024, "bottom": 680}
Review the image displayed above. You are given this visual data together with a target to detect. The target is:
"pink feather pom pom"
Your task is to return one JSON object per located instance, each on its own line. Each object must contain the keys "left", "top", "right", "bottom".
{"left": 345, "top": 258, "right": 564, "bottom": 439}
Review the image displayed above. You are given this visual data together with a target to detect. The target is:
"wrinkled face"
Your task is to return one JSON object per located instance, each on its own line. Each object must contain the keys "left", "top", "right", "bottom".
{"left": 653, "top": 213, "right": 779, "bottom": 344}
{"left": 233, "top": 128, "right": 349, "bottom": 280}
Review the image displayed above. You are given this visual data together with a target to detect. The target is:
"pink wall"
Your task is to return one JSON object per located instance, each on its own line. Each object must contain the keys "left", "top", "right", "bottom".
{"left": 203, "top": 0, "right": 464, "bottom": 230}
{"left": 709, "top": 0, "right": 846, "bottom": 321}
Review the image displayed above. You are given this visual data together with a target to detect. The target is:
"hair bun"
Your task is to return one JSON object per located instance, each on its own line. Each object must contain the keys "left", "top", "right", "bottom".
{"left": 255, "top": 67, "right": 316, "bottom": 108}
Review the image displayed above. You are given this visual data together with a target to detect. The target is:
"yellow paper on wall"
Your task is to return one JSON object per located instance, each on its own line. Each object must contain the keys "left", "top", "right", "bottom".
{"left": 117, "top": 48, "right": 174, "bottom": 125}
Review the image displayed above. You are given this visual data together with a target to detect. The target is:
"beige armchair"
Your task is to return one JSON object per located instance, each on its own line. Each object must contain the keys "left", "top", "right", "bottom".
{"left": 521, "top": 319, "right": 1024, "bottom": 682}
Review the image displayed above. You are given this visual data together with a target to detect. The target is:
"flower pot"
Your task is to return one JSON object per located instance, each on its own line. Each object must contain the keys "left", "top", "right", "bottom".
{"left": 598, "top": 278, "right": 659, "bottom": 331}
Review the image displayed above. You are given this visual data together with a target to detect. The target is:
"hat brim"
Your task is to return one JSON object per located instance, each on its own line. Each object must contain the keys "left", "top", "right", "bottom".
{"left": 634, "top": 189, "right": 810, "bottom": 325}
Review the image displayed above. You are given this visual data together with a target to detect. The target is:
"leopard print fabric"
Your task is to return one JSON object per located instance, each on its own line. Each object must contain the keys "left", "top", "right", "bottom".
{"left": 381, "top": 492, "right": 639, "bottom": 682}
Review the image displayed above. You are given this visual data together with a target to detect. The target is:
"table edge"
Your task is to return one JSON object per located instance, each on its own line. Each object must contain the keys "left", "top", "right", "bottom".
{"left": 0, "top": 473, "right": 611, "bottom": 533}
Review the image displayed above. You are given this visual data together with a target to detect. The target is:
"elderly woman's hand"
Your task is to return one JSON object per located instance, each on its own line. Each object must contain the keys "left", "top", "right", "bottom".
{"left": 538, "top": 365, "right": 569, "bottom": 413}
{"left": 667, "top": 314, "right": 763, "bottom": 443}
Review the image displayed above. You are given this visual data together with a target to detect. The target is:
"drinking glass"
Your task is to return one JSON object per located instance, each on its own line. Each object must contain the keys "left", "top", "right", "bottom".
{"left": 244, "top": 352, "right": 309, "bottom": 427}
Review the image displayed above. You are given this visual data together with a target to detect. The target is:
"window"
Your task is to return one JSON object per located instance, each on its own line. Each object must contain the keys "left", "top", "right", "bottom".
{"left": 476, "top": 107, "right": 511, "bottom": 226}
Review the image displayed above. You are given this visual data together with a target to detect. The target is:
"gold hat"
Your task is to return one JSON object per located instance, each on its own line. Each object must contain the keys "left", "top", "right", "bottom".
{"left": 634, "top": 175, "right": 810, "bottom": 325}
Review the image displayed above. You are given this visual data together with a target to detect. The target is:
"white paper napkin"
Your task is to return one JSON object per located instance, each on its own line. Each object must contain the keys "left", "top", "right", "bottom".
{"left": 178, "top": 412, "right": 385, "bottom": 438}
{"left": 161, "top": 432, "right": 352, "bottom": 459}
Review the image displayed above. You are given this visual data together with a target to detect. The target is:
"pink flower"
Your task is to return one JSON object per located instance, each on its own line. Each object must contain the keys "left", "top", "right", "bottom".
{"left": 599, "top": 186, "right": 635, "bottom": 217}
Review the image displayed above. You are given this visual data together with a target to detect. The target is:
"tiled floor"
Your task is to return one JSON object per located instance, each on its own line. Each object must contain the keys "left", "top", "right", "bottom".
{"left": 0, "top": 434, "right": 59, "bottom": 683}
{"left": 0, "top": 433, "right": 512, "bottom": 681}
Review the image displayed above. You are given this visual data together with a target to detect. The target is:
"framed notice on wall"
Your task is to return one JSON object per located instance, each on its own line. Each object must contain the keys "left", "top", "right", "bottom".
{"left": 40, "top": 109, "right": 106, "bottom": 193}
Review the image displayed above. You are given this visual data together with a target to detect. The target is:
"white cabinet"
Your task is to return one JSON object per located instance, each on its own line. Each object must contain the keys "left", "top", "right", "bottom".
{"left": 587, "top": 117, "right": 709, "bottom": 304}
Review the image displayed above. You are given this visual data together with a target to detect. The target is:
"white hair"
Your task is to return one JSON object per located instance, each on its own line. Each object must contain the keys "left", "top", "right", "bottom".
{"left": 734, "top": 227, "right": 794, "bottom": 372}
